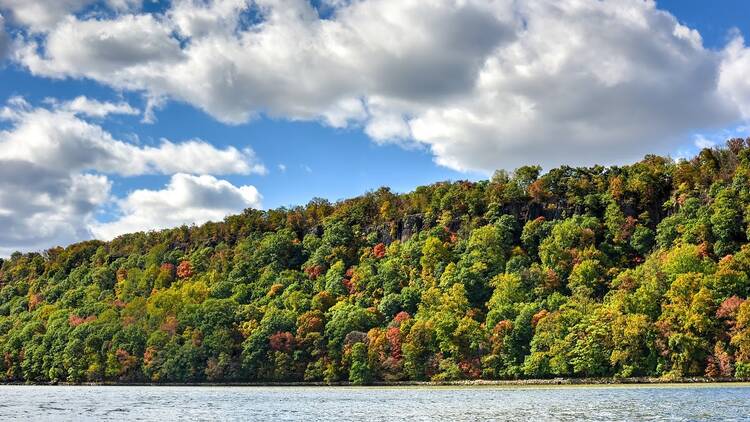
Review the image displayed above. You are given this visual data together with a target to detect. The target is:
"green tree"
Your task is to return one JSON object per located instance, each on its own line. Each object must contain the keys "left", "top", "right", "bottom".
{"left": 349, "top": 342, "right": 373, "bottom": 385}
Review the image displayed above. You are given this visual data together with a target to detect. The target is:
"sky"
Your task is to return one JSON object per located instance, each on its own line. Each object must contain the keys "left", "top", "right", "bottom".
{"left": 0, "top": 0, "right": 749, "bottom": 256}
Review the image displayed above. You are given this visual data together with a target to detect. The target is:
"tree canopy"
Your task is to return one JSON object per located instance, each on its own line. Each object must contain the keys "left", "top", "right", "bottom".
{"left": 2, "top": 139, "right": 750, "bottom": 383}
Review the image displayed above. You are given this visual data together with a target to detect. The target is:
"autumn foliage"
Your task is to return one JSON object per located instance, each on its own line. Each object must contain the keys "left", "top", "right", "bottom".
{"left": 176, "top": 260, "right": 193, "bottom": 279}
{"left": 269, "top": 332, "right": 295, "bottom": 352}
{"left": 0, "top": 140, "right": 750, "bottom": 384}
{"left": 373, "top": 243, "right": 386, "bottom": 259}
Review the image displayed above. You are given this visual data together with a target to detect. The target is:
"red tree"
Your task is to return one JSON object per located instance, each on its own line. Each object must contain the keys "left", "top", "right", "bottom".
{"left": 386, "top": 326, "right": 402, "bottom": 360}
{"left": 717, "top": 296, "right": 744, "bottom": 320}
{"left": 393, "top": 311, "right": 411, "bottom": 326}
{"left": 69, "top": 314, "right": 96, "bottom": 327}
{"left": 373, "top": 243, "right": 386, "bottom": 259}
{"left": 269, "top": 332, "right": 295, "bottom": 352}
{"left": 531, "top": 310, "right": 548, "bottom": 328}
{"left": 305, "top": 264, "right": 324, "bottom": 280}
{"left": 176, "top": 260, "right": 193, "bottom": 279}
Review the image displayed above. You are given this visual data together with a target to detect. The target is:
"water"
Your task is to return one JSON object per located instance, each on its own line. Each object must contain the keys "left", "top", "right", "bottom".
{"left": 0, "top": 384, "right": 749, "bottom": 421}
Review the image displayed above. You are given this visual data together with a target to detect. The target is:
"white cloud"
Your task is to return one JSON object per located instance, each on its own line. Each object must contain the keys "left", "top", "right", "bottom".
{"left": 19, "top": 13, "right": 185, "bottom": 79}
{"left": 0, "top": 0, "right": 142, "bottom": 32}
{"left": 0, "top": 0, "right": 92, "bottom": 32}
{"left": 169, "top": 0, "right": 248, "bottom": 39}
{"left": 277, "top": 163, "right": 286, "bottom": 172}
{"left": 0, "top": 97, "right": 265, "bottom": 176}
{"left": 364, "top": 99, "right": 412, "bottom": 141}
{"left": 90, "top": 173, "right": 262, "bottom": 239}
{"left": 54, "top": 95, "right": 140, "bottom": 118}
{"left": 693, "top": 134, "right": 716, "bottom": 149}
{"left": 0, "top": 163, "right": 111, "bottom": 256}
{"left": 405, "top": 0, "right": 740, "bottom": 171}
{"left": 142, "top": 95, "right": 166, "bottom": 124}
{"left": 719, "top": 35, "right": 750, "bottom": 121}
{"left": 15, "top": 0, "right": 517, "bottom": 127}
{"left": 0, "top": 96, "right": 265, "bottom": 255}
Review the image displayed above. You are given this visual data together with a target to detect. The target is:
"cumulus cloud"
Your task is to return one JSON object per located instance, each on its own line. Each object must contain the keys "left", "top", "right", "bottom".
{"left": 0, "top": 0, "right": 92, "bottom": 32}
{"left": 0, "top": 97, "right": 265, "bottom": 175}
{"left": 19, "top": 13, "right": 185, "bottom": 78}
{"left": 90, "top": 173, "right": 262, "bottom": 239}
{"left": 52, "top": 95, "right": 140, "bottom": 118}
{"left": 0, "top": 162, "right": 110, "bottom": 256}
{"left": 719, "top": 35, "right": 750, "bottom": 121}
{"left": 0, "top": 97, "right": 265, "bottom": 255}
{"left": 0, "top": 0, "right": 141, "bottom": 32}
{"left": 169, "top": 0, "right": 248, "bottom": 39}
{"left": 407, "top": 1, "right": 739, "bottom": 171}
{"left": 13, "top": 0, "right": 518, "bottom": 127}
{"left": 8, "top": 0, "right": 750, "bottom": 173}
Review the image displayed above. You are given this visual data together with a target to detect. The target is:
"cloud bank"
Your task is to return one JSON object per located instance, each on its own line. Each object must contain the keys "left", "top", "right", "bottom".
{"left": 5, "top": 0, "right": 750, "bottom": 173}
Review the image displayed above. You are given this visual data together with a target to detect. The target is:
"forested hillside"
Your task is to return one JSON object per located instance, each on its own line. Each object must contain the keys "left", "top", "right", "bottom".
{"left": 3, "top": 139, "right": 750, "bottom": 384}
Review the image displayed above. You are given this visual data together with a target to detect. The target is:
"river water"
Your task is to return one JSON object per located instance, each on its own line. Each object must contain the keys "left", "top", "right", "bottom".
{"left": 1, "top": 384, "right": 749, "bottom": 421}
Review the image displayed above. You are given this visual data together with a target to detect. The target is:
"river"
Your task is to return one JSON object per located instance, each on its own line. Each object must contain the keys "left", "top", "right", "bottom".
{"left": 1, "top": 384, "right": 749, "bottom": 421}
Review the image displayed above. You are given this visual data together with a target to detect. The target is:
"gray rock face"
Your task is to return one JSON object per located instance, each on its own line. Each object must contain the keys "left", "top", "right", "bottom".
{"left": 399, "top": 214, "right": 423, "bottom": 242}
{"left": 366, "top": 214, "right": 425, "bottom": 245}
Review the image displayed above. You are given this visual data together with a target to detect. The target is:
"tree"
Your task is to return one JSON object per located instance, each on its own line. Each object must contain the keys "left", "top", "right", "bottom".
{"left": 325, "top": 303, "right": 378, "bottom": 356}
{"left": 711, "top": 188, "right": 745, "bottom": 257}
{"left": 568, "top": 258, "right": 607, "bottom": 299}
{"left": 176, "top": 261, "right": 193, "bottom": 279}
{"left": 349, "top": 342, "right": 373, "bottom": 385}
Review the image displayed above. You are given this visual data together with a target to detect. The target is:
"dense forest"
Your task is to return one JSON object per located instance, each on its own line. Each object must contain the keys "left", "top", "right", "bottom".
{"left": 2, "top": 139, "right": 750, "bottom": 384}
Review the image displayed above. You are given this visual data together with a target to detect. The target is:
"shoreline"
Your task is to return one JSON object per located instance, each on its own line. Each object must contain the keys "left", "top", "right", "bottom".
{"left": 3, "top": 377, "right": 750, "bottom": 387}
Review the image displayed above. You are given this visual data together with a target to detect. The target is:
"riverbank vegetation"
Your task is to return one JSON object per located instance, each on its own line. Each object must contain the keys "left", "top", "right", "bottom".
{"left": 3, "top": 139, "right": 750, "bottom": 384}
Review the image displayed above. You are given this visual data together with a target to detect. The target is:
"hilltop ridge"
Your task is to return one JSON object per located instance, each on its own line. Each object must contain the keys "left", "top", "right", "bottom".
{"left": 2, "top": 138, "right": 750, "bottom": 384}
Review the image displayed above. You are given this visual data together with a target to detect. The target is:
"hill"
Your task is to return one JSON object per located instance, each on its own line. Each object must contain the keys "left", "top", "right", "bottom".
{"left": 2, "top": 138, "right": 750, "bottom": 384}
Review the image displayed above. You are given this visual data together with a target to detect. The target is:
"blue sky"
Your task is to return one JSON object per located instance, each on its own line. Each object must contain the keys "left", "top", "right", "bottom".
{"left": 0, "top": 0, "right": 749, "bottom": 254}
{"left": 659, "top": 0, "right": 750, "bottom": 49}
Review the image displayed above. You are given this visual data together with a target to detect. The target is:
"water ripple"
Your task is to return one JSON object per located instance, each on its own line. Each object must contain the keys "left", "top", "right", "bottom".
{"left": 0, "top": 384, "right": 748, "bottom": 421}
